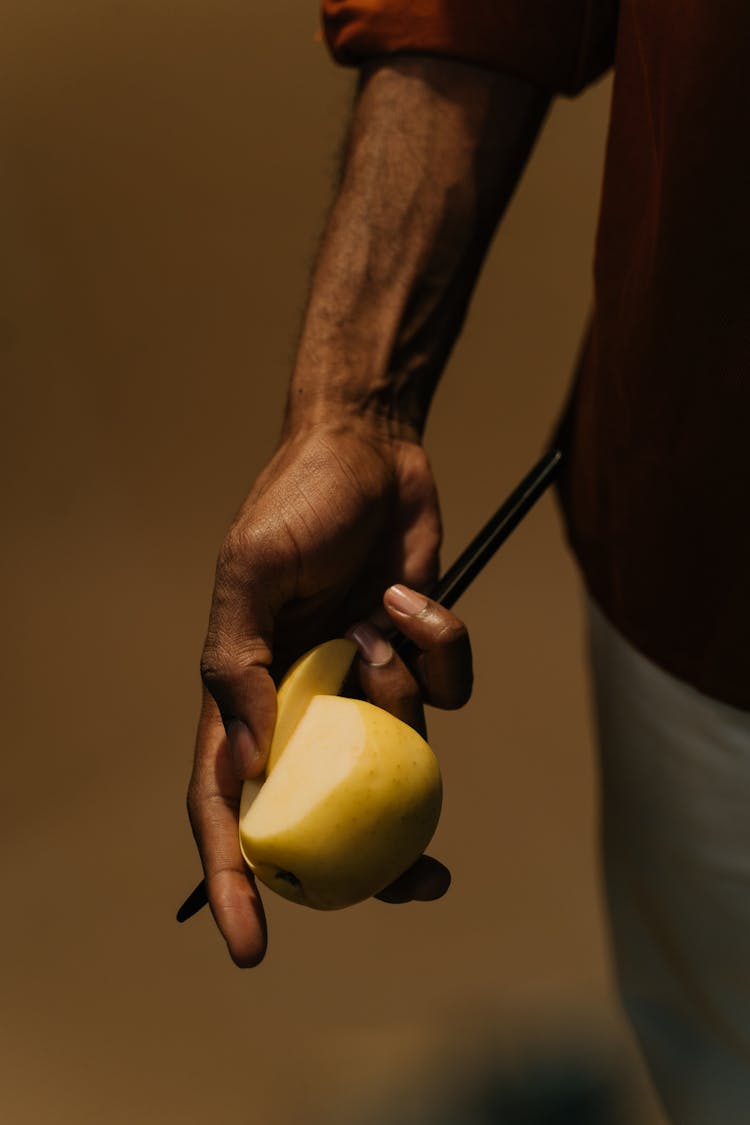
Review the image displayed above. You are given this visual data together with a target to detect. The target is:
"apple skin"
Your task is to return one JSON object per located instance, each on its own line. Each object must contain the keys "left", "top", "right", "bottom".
{"left": 238, "top": 640, "right": 442, "bottom": 910}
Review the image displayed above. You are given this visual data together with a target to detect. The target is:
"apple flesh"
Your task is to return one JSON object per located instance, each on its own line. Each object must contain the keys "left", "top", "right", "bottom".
{"left": 239, "top": 639, "right": 442, "bottom": 910}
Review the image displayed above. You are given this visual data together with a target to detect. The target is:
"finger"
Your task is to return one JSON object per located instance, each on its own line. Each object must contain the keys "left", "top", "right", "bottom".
{"left": 346, "top": 621, "right": 426, "bottom": 736}
{"left": 200, "top": 542, "right": 279, "bottom": 779}
{"left": 382, "top": 584, "right": 473, "bottom": 710}
{"left": 375, "top": 855, "right": 451, "bottom": 903}
{"left": 187, "top": 692, "right": 267, "bottom": 967}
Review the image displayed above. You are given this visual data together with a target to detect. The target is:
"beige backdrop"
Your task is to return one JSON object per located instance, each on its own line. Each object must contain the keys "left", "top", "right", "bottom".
{"left": 1, "top": 4, "right": 667, "bottom": 1124}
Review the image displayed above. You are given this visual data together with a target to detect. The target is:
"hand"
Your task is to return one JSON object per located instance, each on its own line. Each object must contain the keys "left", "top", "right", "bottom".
{"left": 188, "top": 419, "right": 445, "bottom": 965}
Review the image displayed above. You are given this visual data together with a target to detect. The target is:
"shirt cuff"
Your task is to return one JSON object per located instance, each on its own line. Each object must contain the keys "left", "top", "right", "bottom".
{"left": 322, "top": 0, "right": 617, "bottom": 95}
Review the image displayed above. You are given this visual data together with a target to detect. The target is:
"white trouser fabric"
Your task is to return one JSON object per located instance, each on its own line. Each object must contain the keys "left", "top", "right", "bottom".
{"left": 587, "top": 597, "right": 750, "bottom": 1125}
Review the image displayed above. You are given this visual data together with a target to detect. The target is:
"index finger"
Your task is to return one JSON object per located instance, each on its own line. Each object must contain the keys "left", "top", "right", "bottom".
{"left": 187, "top": 691, "right": 267, "bottom": 967}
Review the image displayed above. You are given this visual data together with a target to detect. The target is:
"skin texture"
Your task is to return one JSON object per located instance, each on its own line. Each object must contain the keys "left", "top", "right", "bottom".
{"left": 188, "top": 57, "right": 549, "bottom": 967}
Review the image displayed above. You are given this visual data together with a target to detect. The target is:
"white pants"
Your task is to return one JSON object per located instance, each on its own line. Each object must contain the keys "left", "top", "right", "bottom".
{"left": 587, "top": 598, "right": 750, "bottom": 1123}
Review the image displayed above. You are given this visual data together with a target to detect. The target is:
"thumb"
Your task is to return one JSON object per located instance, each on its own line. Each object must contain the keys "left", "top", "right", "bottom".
{"left": 200, "top": 602, "right": 278, "bottom": 781}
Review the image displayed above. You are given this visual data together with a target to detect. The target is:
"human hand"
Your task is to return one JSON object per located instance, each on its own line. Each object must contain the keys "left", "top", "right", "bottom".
{"left": 188, "top": 419, "right": 467, "bottom": 965}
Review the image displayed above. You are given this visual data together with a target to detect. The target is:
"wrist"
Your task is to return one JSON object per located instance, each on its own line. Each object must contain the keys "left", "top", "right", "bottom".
{"left": 282, "top": 384, "right": 424, "bottom": 446}
{"left": 284, "top": 351, "right": 429, "bottom": 444}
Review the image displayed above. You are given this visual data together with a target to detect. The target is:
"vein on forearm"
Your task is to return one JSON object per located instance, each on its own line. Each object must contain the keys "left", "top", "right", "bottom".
{"left": 287, "top": 56, "right": 549, "bottom": 439}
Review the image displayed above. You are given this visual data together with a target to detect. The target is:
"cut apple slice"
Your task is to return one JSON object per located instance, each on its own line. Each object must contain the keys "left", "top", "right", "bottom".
{"left": 239, "top": 638, "right": 357, "bottom": 834}
{"left": 267, "top": 637, "right": 357, "bottom": 773}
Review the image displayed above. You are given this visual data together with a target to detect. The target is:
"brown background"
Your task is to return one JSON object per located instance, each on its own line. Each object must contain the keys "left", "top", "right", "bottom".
{"left": 1, "top": 4, "right": 667, "bottom": 1123}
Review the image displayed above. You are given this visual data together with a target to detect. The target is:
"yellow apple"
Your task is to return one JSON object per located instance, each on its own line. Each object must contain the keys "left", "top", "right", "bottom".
{"left": 238, "top": 639, "right": 442, "bottom": 910}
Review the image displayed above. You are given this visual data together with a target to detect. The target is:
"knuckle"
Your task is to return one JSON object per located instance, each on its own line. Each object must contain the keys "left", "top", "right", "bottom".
{"left": 199, "top": 640, "right": 235, "bottom": 693}
{"left": 431, "top": 614, "right": 470, "bottom": 650}
{"left": 218, "top": 521, "right": 282, "bottom": 587}
{"left": 200, "top": 636, "right": 271, "bottom": 693}
{"left": 218, "top": 523, "right": 256, "bottom": 575}
{"left": 422, "top": 612, "right": 470, "bottom": 657}
{"left": 214, "top": 527, "right": 273, "bottom": 608}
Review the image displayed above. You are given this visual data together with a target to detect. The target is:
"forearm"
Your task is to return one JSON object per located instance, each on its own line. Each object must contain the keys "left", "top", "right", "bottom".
{"left": 285, "top": 56, "right": 549, "bottom": 441}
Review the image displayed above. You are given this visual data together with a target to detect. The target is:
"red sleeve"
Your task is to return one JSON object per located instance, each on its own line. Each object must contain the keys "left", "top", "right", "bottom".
{"left": 321, "top": 0, "right": 617, "bottom": 96}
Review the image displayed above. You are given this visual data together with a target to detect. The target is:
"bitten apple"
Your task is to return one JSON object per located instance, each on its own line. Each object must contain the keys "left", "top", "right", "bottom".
{"left": 238, "top": 639, "right": 442, "bottom": 910}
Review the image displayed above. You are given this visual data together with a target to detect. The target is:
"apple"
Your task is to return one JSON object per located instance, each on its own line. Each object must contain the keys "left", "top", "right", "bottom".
{"left": 238, "top": 639, "right": 442, "bottom": 910}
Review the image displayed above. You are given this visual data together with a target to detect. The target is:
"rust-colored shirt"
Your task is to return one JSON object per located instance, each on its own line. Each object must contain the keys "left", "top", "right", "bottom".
{"left": 323, "top": 0, "right": 750, "bottom": 710}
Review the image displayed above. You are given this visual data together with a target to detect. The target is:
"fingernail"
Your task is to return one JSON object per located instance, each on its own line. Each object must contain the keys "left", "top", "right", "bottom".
{"left": 385, "top": 584, "right": 428, "bottom": 616}
{"left": 347, "top": 622, "right": 393, "bottom": 667}
{"left": 226, "top": 719, "right": 259, "bottom": 779}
